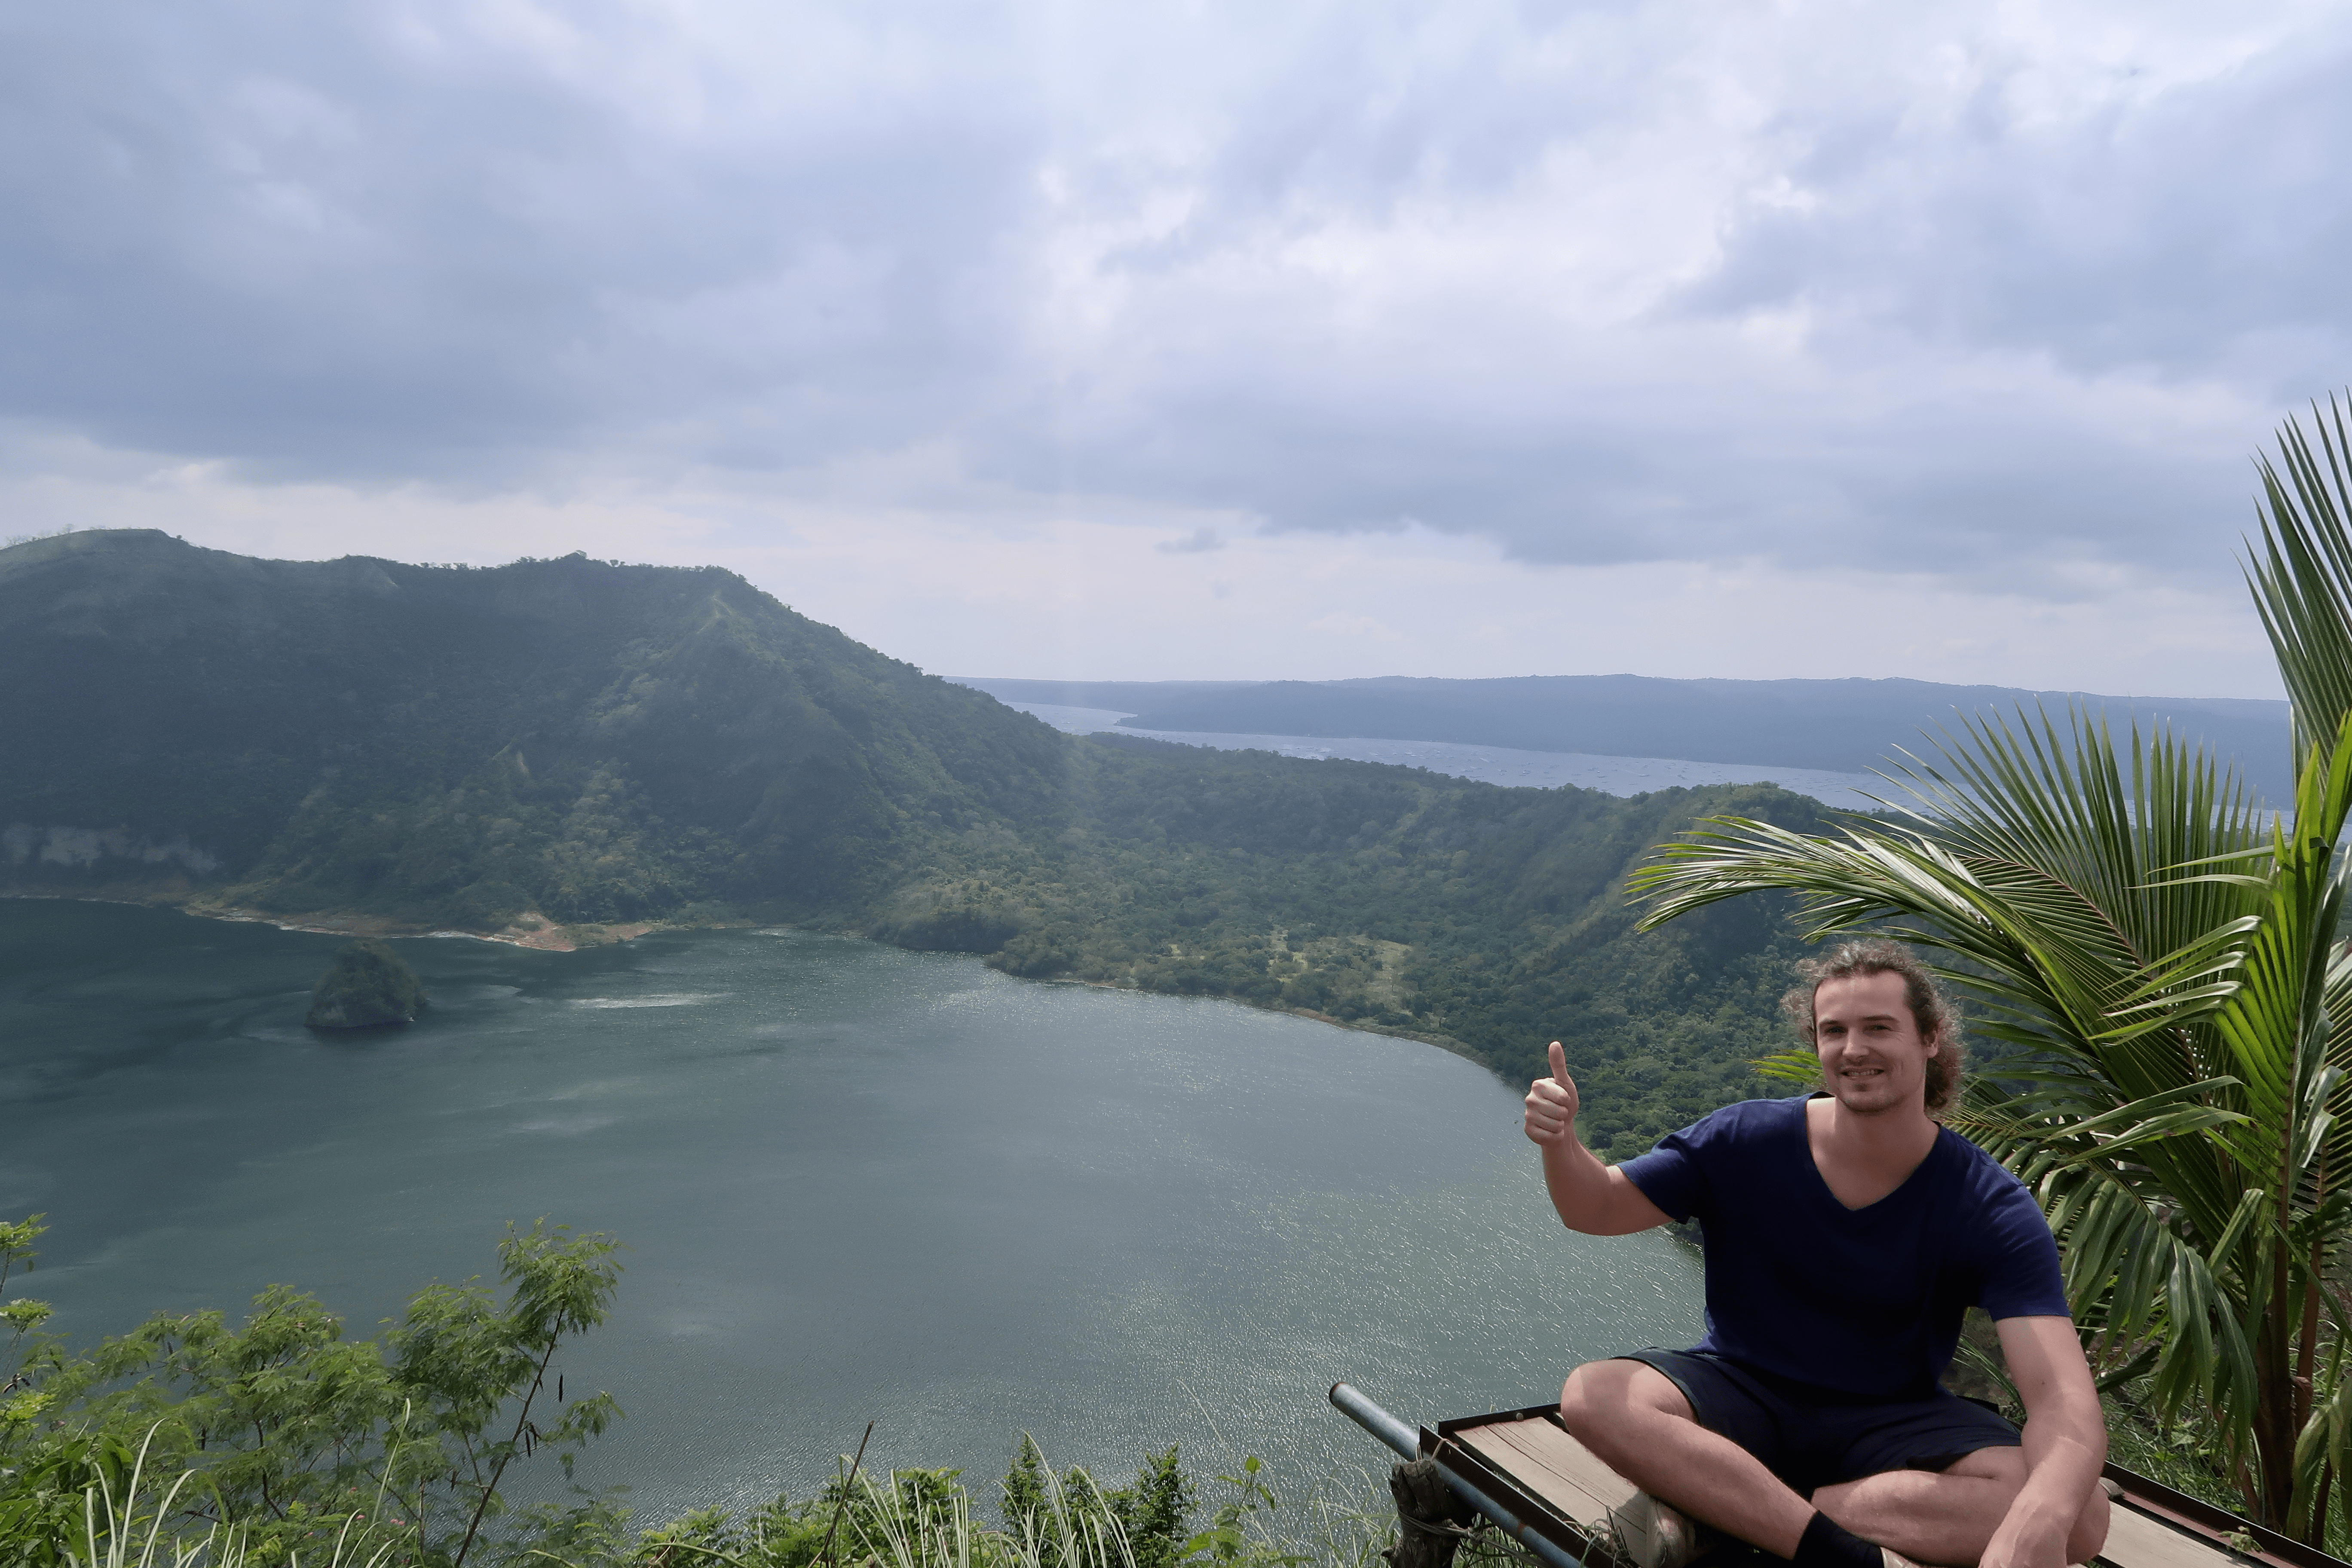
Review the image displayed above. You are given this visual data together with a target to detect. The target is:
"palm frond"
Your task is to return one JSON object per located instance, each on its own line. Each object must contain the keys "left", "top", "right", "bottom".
{"left": 1623, "top": 392, "right": 2352, "bottom": 1540}
{"left": 2247, "top": 392, "right": 2352, "bottom": 765}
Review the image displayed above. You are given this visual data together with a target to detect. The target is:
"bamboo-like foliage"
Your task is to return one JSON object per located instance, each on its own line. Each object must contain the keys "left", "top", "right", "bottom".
{"left": 1624, "top": 394, "right": 2352, "bottom": 1543}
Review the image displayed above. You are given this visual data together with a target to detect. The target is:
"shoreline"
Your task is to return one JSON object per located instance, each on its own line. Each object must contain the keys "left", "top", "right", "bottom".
{"left": 5, "top": 887, "right": 1478, "bottom": 1063}
{"left": 1042, "top": 974, "right": 1472, "bottom": 1059}
{"left": 0, "top": 888, "right": 658, "bottom": 953}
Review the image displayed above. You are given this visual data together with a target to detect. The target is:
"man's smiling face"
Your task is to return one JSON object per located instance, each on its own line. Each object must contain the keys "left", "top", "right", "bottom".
{"left": 1811, "top": 969, "right": 1939, "bottom": 1117}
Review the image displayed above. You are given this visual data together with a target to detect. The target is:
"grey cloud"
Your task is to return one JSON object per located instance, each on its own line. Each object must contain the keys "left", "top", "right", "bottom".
{"left": 1677, "top": 24, "right": 2352, "bottom": 392}
{"left": 1157, "top": 527, "right": 1225, "bottom": 554}
{"left": 0, "top": 0, "right": 2340, "bottom": 596}
{"left": 0, "top": 0, "right": 1043, "bottom": 475}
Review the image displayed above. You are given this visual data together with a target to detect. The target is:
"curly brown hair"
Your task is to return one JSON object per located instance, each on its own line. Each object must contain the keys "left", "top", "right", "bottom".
{"left": 1779, "top": 939, "right": 1964, "bottom": 1114}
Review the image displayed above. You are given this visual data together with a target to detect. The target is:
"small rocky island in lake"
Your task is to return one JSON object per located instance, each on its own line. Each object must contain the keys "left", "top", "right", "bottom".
{"left": 306, "top": 938, "right": 429, "bottom": 1029}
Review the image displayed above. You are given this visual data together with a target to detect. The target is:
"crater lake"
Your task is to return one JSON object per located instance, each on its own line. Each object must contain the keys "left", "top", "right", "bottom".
{"left": 0, "top": 899, "right": 1703, "bottom": 1524}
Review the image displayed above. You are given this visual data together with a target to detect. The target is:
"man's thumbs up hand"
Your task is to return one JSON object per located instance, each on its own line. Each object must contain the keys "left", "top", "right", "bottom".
{"left": 1524, "top": 1040, "right": 1582, "bottom": 1147}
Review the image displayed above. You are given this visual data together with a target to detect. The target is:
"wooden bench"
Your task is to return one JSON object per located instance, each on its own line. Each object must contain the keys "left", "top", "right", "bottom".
{"left": 1422, "top": 1406, "right": 2346, "bottom": 1568}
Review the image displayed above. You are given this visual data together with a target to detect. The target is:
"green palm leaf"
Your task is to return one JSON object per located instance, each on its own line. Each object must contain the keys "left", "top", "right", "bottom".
{"left": 1621, "top": 389, "right": 2352, "bottom": 1540}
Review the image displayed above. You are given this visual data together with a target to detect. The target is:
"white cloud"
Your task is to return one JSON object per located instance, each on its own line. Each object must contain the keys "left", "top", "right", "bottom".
{"left": 0, "top": 428, "right": 2280, "bottom": 697}
{"left": 0, "top": 0, "right": 2343, "bottom": 690}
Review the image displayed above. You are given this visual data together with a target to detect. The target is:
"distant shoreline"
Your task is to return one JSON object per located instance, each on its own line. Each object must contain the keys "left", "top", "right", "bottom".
{"left": 1, "top": 887, "right": 1473, "bottom": 1060}
{"left": 0, "top": 887, "right": 658, "bottom": 952}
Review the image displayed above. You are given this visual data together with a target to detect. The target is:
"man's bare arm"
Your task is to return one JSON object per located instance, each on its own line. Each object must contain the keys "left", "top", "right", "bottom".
{"left": 1525, "top": 1040, "right": 1672, "bottom": 1236}
{"left": 1985, "top": 1314, "right": 2108, "bottom": 1568}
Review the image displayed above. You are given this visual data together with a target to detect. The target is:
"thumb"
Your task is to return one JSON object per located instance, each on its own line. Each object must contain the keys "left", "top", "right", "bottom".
{"left": 1548, "top": 1041, "right": 1568, "bottom": 1084}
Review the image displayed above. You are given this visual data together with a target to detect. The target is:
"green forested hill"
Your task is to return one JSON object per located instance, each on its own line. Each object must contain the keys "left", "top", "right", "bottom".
{"left": 920, "top": 735, "right": 1831, "bottom": 1152}
{"left": 0, "top": 529, "right": 1838, "bottom": 1151}
{"left": 0, "top": 528, "right": 1071, "bottom": 922}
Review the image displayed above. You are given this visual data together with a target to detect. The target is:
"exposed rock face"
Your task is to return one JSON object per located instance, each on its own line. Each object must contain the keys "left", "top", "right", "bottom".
{"left": 306, "top": 938, "right": 429, "bottom": 1029}
{"left": 3, "top": 822, "right": 221, "bottom": 874}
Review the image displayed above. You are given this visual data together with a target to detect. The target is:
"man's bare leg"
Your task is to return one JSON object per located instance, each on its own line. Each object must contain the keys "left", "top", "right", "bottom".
{"left": 1559, "top": 1360, "right": 1814, "bottom": 1559}
{"left": 1812, "top": 1448, "right": 2110, "bottom": 1568}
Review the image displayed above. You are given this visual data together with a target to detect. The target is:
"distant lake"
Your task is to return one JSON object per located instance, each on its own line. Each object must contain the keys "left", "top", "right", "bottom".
{"left": 1, "top": 900, "right": 1703, "bottom": 1525}
{"left": 1004, "top": 703, "right": 1889, "bottom": 809}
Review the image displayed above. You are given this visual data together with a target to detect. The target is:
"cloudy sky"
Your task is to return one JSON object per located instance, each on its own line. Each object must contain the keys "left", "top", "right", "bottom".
{"left": 4, "top": 0, "right": 2347, "bottom": 694}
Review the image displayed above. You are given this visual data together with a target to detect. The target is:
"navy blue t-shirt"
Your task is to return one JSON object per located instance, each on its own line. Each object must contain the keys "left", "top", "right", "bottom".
{"left": 1618, "top": 1095, "right": 2067, "bottom": 1403}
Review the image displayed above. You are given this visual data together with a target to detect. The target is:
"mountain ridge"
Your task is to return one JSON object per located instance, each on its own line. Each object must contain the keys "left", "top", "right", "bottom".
{"left": 0, "top": 528, "right": 1072, "bottom": 924}
{"left": 0, "top": 528, "right": 1859, "bottom": 1151}
{"left": 955, "top": 672, "right": 2292, "bottom": 799}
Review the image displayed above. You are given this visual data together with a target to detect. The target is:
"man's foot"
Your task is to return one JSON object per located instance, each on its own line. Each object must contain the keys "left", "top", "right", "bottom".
{"left": 1608, "top": 1492, "right": 1710, "bottom": 1568}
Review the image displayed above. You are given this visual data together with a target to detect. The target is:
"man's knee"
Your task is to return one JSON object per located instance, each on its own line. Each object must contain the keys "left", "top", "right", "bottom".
{"left": 2067, "top": 1488, "right": 2110, "bottom": 1563}
{"left": 1944, "top": 1447, "right": 2108, "bottom": 1563}
{"left": 1559, "top": 1360, "right": 1694, "bottom": 1458}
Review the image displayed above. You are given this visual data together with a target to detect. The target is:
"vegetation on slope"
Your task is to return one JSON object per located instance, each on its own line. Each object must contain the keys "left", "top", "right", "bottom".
{"left": 0, "top": 1217, "right": 1386, "bottom": 1568}
{"left": 0, "top": 528, "right": 1848, "bottom": 1155}
{"left": 894, "top": 736, "right": 1833, "bottom": 1157}
{"left": 306, "top": 938, "right": 430, "bottom": 1029}
{"left": 0, "top": 529, "right": 1071, "bottom": 926}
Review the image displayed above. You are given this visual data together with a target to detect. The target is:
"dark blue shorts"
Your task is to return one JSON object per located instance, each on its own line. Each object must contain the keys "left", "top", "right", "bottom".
{"left": 1619, "top": 1349, "right": 2020, "bottom": 1498}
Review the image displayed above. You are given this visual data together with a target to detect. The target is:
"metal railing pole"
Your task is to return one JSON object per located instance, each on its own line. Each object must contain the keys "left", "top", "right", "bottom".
{"left": 1328, "top": 1380, "right": 1420, "bottom": 1458}
{"left": 1327, "top": 1384, "right": 1594, "bottom": 1568}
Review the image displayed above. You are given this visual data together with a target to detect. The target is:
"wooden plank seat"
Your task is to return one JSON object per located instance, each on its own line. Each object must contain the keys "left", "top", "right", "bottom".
{"left": 1451, "top": 1416, "right": 1635, "bottom": 1535}
{"left": 1424, "top": 1409, "right": 2343, "bottom": 1568}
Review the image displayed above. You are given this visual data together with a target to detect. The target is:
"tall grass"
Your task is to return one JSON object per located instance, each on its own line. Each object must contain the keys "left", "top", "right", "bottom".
{"left": 870, "top": 1464, "right": 1118, "bottom": 1568}
{"left": 61, "top": 1426, "right": 407, "bottom": 1568}
{"left": 45, "top": 1438, "right": 1525, "bottom": 1568}
{"left": 829, "top": 1458, "right": 1426, "bottom": 1568}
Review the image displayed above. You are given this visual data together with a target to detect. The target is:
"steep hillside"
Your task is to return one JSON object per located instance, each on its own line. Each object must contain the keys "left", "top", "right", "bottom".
{"left": 943, "top": 734, "right": 1832, "bottom": 1152}
{"left": 1, "top": 530, "right": 1845, "bottom": 1150}
{"left": 0, "top": 529, "right": 1069, "bottom": 923}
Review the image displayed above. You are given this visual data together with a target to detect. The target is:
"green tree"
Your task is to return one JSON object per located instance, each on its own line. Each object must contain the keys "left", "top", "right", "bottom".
{"left": 0, "top": 1217, "right": 622, "bottom": 1568}
{"left": 1626, "top": 395, "right": 2352, "bottom": 1543}
{"left": 1116, "top": 1446, "right": 1194, "bottom": 1568}
{"left": 0, "top": 1215, "right": 49, "bottom": 1409}
{"left": 0, "top": 1213, "right": 84, "bottom": 1565}
{"left": 1001, "top": 1436, "right": 1053, "bottom": 1548}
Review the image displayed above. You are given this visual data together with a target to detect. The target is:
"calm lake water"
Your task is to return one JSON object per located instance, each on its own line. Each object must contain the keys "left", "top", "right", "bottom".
{"left": 1, "top": 900, "right": 1702, "bottom": 1525}
{"left": 989, "top": 701, "right": 1890, "bottom": 810}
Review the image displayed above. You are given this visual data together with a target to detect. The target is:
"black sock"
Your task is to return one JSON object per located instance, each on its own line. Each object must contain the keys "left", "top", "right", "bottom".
{"left": 1790, "top": 1512, "right": 1880, "bottom": 1568}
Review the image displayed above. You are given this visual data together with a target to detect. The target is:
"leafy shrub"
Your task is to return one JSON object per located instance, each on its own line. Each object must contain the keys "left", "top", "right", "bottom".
{"left": 0, "top": 1218, "right": 622, "bottom": 1568}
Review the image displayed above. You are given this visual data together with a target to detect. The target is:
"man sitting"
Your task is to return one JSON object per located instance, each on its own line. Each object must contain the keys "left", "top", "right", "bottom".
{"left": 1522, "top": 940, "right": 2108, "bottom": 1568}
